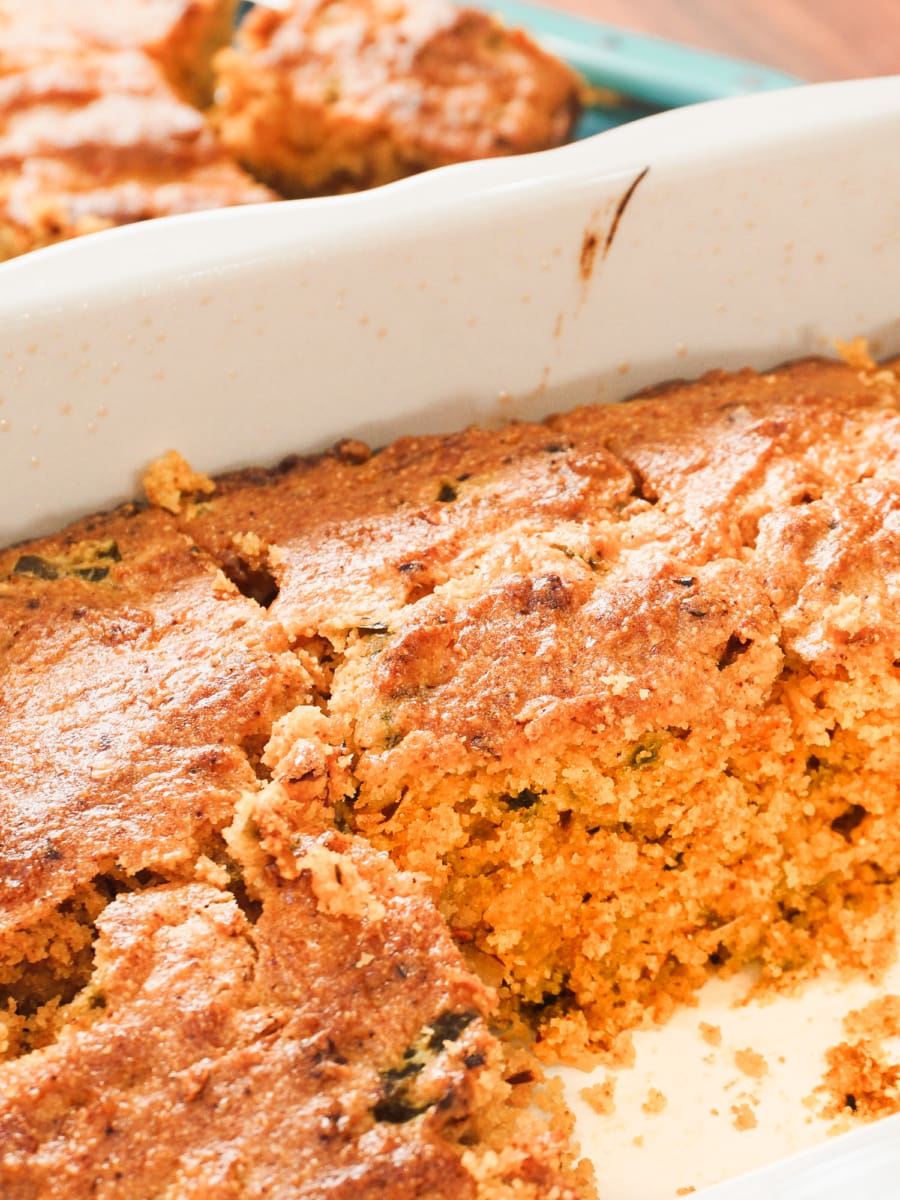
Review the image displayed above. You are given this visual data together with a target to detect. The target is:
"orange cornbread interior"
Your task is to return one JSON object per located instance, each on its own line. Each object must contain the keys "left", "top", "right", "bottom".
{"left": 174, "top": 357, "right": 900, "bottom": 1061}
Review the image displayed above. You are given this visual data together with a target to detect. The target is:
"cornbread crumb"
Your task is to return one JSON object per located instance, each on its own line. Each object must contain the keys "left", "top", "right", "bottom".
{"left": 699, "top": 1022, "right": 722, "bottom": 1047}
{"left": 193, "top": 854, "right": 229, "bottom": 888}
{"left": 676, "top": 1188, "right": 696, "bottom": 1196}
{"left": 143, "top": 449, "right": 216, "bottom": 513}
{"left": 835, "top": 336, "right": 878, "bottom": 373}
{"left": 296, "top": 842, "right": 387, "bottom": 922}
{"left": 731, "top": 1103, "right": 757, "bottom": 1131}
{"left": 814, "top": 994, "right": 900, "bottom": 1125}
{"left": 580, "top": 1077, "right": 616, "bottom": 1117}
{"left": 641, "top": 1088, "right": 667, "bottom": 1115}
{"left": 734, "top": 1048, "right": 769, "bottom": 1079}
{"left": 815, "top": 1042, "right": 900, "bottom": 1124}
{"left": 843, "top": 994, "right": 900, "bottom": 1042}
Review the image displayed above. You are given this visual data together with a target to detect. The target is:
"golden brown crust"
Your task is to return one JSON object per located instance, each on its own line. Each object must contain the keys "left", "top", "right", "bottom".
{"left": 0, "top": 504, "right": 306, "bottom": 940}
{"left": 0, "top": 48, "right": 274, "bottom": 261}
{"left": 0, "top": 833, "right": 582, "bottom": 1199}
{"left": 213, "top": 0, "right": 581, "bottom": 195}
{"left": 6, "top": 354, "right": 900, "bottom": 1189}
{"left": 0, "top": 500, "right": 588, "bottom": 1192}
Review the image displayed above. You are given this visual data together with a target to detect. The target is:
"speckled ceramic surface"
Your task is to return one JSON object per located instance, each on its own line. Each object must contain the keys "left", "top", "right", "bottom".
{"left": 1, "top": 76, "right": 899, "bottom": 1198}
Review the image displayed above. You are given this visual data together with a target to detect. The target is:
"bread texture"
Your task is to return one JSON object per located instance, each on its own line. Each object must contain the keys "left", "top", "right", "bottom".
{"left": 175, "top": 357, "right": 900, "bottom": 1061}
{"left": 212, "top": 0, "right": 581, "bottom": 196}
{"left": 0, "top": 48, "right": 273, "bottom": 262}
{"left": 0, "top": 493, "right": 588, "bottom": 1197}
{"left": 0, "top": 835, "right": 583, "bottom": 1200}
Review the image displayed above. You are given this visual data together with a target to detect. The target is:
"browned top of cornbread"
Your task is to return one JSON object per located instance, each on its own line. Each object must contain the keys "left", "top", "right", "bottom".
{"left": 0, "top": 504, "right": 304, "bottom": 937}
{"left": 181, "top": 424, "right": 636, "bottom": 642}
{"left": 0, "top": 48, "right": 273, "bottom": 259}
{"left": 182, "top": 359, "right": 900, "bottom": 773}
{"left": 0, "top": 0, "right": 235, "bottom": 104}
{"left": 0, "top": 831, "right": 581, "bottom": 1199}
{"left": 214, "top": 0, "right": 580, "bottom": 194}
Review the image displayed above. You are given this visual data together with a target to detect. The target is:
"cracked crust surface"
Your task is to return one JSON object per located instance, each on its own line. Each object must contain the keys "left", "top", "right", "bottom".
{"left": 0, "top": 833, "right": 582, "bottom": 1199}
{"left": 0, "top": 505, "right": 305, "bottom": 943}
{"left": 212, "top": 0, "right": 581, "bottom": 196}
{"left": 0, "top": 495, "right": 590, "bottom": 1193}
{"left": 4, "top": 354, "right": 900, "bottom": 1190}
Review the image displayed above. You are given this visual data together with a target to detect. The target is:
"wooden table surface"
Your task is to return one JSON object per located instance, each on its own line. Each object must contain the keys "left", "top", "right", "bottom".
{"left": 551, "top": 0, "right": 900, "bottom": 82}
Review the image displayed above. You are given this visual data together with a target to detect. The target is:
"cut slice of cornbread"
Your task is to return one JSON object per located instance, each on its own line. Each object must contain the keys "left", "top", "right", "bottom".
{"left": 0, "top": 48, "right": 274, "bottom": 262}
{"left": 0, "top": 502, "right": 306, "bottom": 1058}
{"left": 213, "top": 0, "right": 581, "bottom": 196}
{"left": 176, "top": 357, "right": 900, "bottom": 1060}
{"left": 0, "top": 0, "right": 236, "bottom": 105}
{"left": 0, "top": 832, "right": 586, "bottom": 1199}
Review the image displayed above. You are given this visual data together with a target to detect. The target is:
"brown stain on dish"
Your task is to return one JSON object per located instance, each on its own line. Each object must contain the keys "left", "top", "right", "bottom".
{"left": 577, "top": 166, "right": 650, "bottom": 289}
{"left": 603, "top": 166, "right": 650, "bottom": 259}
{"left": 578, "top": 231, "right": 598, "bottom": 282}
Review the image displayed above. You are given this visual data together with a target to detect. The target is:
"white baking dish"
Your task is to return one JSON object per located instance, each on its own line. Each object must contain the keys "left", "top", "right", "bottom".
{"left": 1, "top": 75, "right": 899, "bottom": 1198}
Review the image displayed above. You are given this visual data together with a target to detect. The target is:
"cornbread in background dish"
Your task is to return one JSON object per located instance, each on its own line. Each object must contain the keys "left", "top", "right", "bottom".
{"left": 212, "top": 0, "right": 581, "bottom": 196}
{"left": 0, "top": 48, "right": 273, "bottom": 263}
{"left": 0, "top": 0, "right": 236, "bottom": 105}
{"left": 175, "top": 356, "right": 900, "bottom": 1063}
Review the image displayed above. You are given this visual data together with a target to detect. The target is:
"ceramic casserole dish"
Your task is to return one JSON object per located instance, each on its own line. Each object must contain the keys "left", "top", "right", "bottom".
{"left": 1, "top": 74, "right": 899, "bottom": 1199}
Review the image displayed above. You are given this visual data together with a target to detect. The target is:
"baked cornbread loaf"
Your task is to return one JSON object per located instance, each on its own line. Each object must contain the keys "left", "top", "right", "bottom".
{"left": 212, "top": 0, "right": 581, "bottom": 196}
{"left": 0, "top": 0, "right": 236, "bottom": 105}
{"left": 0, "top": 502, "right": 589, "bottom": 1196}
{"left": 0, "top": 48, "right": 274, "bottom": 262}
{"left": 5, "top": 354, "right": 900, "bottom": 1191}
{"left": 174, "top": 357, "right": 900, "bottom": 1061}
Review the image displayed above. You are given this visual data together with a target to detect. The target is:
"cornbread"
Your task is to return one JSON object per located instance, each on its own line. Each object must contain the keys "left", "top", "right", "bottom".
{"left": 4, "top": 354, "right": 900, "bottom": 1190}
{"left": 814, "top": 995, "right": 900, "bottom": 1126}
{"left": 0, "top": 832, "right": 583, "bottom": 1199}
{"left": 0, "top": 48, "right": 273, "bottom": 262}
{"left": 0, "top": 0, "right": 236, "bottom": 105}
{"left": 0, "top": 498, "right": 588, "bottom": 1196}
{"left": 213, "top": 0, "right": 581, "bottom": 196}
{"left": 0, "top": 503, "right": 305, "bottom": 1057}
{"left": 174, "top": 357, "right": 900, "bottom": 1061}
